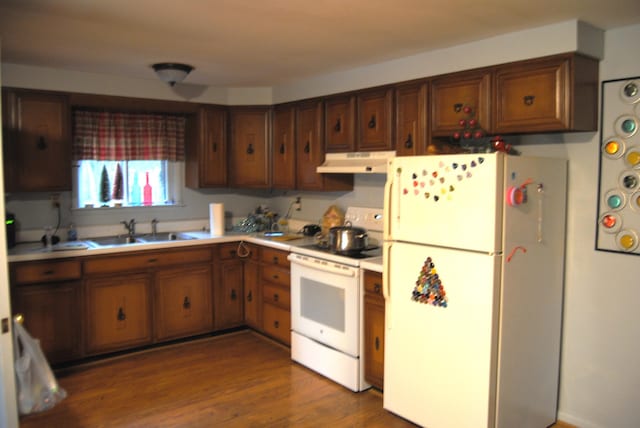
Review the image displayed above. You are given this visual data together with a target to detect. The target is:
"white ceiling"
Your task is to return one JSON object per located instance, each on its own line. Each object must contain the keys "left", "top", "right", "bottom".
{"left": 1, "top": 0, "right": 640, "bottom": 87}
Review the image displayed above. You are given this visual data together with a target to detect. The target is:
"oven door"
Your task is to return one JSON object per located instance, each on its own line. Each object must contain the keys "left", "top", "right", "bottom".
{"left": 288, "top": 253, "right": 360, "bottom": 357}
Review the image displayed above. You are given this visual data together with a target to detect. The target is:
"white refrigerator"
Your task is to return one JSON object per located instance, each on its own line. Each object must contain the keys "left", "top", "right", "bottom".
{"left": 382, "top": 152, "right": 567, "bottom": 428}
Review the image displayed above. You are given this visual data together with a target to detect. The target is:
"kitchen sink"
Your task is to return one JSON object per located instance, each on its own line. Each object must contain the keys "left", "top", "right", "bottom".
{"left": 138, "top": 232, "right": 197, "bottom": 243}
{"left": 86, "top": 232, "right": 196, "bottom": 247}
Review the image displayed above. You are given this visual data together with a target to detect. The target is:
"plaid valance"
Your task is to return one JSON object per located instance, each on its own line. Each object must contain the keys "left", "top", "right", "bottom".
{"left": 73, "top": 110, "right": 186, "bottom": 161}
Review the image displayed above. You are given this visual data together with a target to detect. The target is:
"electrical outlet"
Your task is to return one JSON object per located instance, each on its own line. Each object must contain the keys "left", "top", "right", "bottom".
{"left": 294, "top": 196, "right": 301, "bottom": 211}
{"left": 50, "top": 193, "right": 60, "bottom": 208}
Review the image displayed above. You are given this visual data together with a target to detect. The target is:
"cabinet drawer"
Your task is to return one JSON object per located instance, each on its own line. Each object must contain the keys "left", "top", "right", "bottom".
{"left": 261, "top": 264, "right": 289, "bottom": 287}
{"left": 84, "top": 247, "right": 212, "bottom": 275}
{"left": 217, "top": 242, "right": 258, "bottom": 261}
{"left": 13, "top": 259, "right": 81, "bottom": 284}
{"left": 263, "top": 283, "right": 290, "bottom": 310}
{"left": 260, "top": 247, "right": 290, "bottom": 268}
{"left": 262, "top": 303, "right": 291, "bottom": 345}
{"left": 364, "top": 270, "right": 384, "bottom": 299}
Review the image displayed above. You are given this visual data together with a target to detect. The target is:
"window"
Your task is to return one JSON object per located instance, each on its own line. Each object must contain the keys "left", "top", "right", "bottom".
{"left": 72, "top": 109, "right": 185, "bottom": 209}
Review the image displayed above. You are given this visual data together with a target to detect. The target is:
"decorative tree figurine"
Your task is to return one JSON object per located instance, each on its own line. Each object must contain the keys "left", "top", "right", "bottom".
{"left": 99, "top": 165, "right": 111, "bottom": 206}
{"left": 112, "top": 163, "right": 123, "bottom": 204}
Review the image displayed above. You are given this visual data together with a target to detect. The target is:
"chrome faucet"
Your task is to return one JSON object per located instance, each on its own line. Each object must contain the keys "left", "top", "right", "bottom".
{"left": 151, "top": 218, "right": 159, "bottom": 236}
{"left": 121, "top": 219, "right": 136, "bottom": 236}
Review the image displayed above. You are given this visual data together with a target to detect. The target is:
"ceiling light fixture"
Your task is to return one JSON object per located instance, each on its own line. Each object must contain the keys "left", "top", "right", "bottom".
{"left": 151, "top": 62, "right": 194, "bottom": 86}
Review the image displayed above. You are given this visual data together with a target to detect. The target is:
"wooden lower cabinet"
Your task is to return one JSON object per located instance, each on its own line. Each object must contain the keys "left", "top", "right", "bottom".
{"left": 85, "top": 273, "right": 153, "bottom": 355}
{"left": 154, "top": 264, "right": 213, "bottom": 341}
{"left": 11, "top": 281, "right": 82, "bottom": 364}
{"left": 364, "top": 270, "right": 385, "bottom": 389}
{"left": 259, "top": 247, "right": 291, "bottom": 345}
{"left": 262, "top": 302, "right": 291, "bottom": 345}
{"left": 243, "top": 258, "right": 261, "bottom": 329}
{"left": 215, "top": 260, "right": 245, "bottom": 329}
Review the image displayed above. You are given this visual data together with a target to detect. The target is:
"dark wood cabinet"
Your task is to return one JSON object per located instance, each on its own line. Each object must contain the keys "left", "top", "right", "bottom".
{"left": 272, "top": 105, "right": 296, "bottom": 189}
{"left": 229, "top": 107, "right": 271, "bottom": 188}
{"left": 395, "top": 81, "right": 428, "bottom": 156}
{"left": 430, "top": 69, "right": 491, "bottom": 138}
{"left": 154, "top": 264, "right": 213, "bottom": 341}
{"left": 216, "top": 242, "right": 258, "bottom": 330}
{"left": 186, "top": 106, "right": 228, "bottom": 188}
{"left": 2, "top": 88, "right": 71, "bottom": 192}
{"left": 493, "top": 53, "right": 599, "bottom": 133}
{"left": 357, "top": 87, "right": 394, "bottom": 151}
{"left": 260, "top": 247, "right": 291, "bottom": 346}
{"left": 324, "top": 95, "right": 357, "bottom": 152}
{"left": 296, "top": 100, "right": 353, "bottom": 191}
{"left": 364, "top": 270, "right": 385, "bottom": 390}
{"left": 243, "top": 256, "right": 261, "bottom": 329}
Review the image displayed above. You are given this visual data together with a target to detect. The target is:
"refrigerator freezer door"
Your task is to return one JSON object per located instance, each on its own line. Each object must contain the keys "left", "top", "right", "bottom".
{"left": 383, "top": 241, "right": 501, "bottom": 428}
{"left": 385, "top": 153, "right": 503, "bottom": 253}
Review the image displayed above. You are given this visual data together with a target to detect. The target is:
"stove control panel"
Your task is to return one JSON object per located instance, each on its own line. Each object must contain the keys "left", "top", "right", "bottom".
{"left": 344, "top": 207, "right": 384, "bottom": 232}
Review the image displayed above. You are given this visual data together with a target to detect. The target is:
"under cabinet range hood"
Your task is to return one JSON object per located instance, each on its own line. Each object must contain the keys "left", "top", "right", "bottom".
{"left": 317, "top": 151, "right": 395, "bottom": 174}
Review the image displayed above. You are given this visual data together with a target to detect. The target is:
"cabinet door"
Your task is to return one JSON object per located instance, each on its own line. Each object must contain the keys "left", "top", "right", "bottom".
{"left": 154, "top": 264, "right": 213, "bottom": 341}
{"left": 357, "top": 87, "right": 394, "bottom": 151}
{"left": 262, "top": 302, "right": 291, "bottom": 346}
{"left": 215, "top": 260, "right": 245, "bottom": 329}
{"left": 12, "top": 282, "right": 82, "bottom": 364}
{"left": 85, "top": 274, "right": 152, "bottom": 355}
{"left": 493, "top": 53, "right": 598, "bottom": 133}
{"left": 364, "top": 271, "right": 385, "bottom": 389}
{"left": 430, "top": 70, "right": 491, "bottom": 137}
{"left": 395, "top": 81, "right": 428, "bottom": 156}
{"left": 186, "top": 106, "right": 227, "bottom": 188}
{"left": 229, "top": 107, "right": 270, "bottom": 188}
{"left": 324, "top": 95, "right": 356, "bottom": 152}
{"left": 244, "top": 259, "right": 261, "bottom": 329}
{"left": 3, "top": 89, "right": 71, "bottom": 192}
{"left": 272, "top": 105, "right": 296, "bottom": 189}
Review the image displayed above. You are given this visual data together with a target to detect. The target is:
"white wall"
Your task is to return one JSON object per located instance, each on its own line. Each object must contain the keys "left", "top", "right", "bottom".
{"left": 1, "top": 20, "right": 639, "bottom": 427}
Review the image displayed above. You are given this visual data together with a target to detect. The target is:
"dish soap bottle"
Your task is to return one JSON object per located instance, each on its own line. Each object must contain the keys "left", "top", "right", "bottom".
{"left": 143, "top": 171, "right": 153, "bottom": 206}
{"left": 67, "top": 223, "right": 77, "bottom": 242}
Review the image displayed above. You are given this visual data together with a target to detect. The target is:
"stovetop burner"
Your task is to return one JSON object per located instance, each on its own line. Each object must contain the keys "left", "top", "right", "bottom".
{"left": 298, "top": 244, "right": 381, "bottom": 259}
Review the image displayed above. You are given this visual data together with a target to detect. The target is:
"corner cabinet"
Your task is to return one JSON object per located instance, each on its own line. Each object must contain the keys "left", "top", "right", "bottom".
{"left": 493, "top": 53, "right": 599, "bottom": 133}
{"left": 2, "top": 88, "right": 71, "bottom": 192}
{"left": 364, "top": 270, "right": 385, "bottom": 390}
{"left": 395, "top": 81, "right": 428, "bottom": 156}
{"left": 185, "top": 106, "right": 228, "bottom": 188}
{"left": 229, "top": 107, "right": 271, "bottom": 189}
{"left": 272, "top": 105, "right": 296, "bottom": 189}
{"left": 296, "top": 100, "right": 353, "bottom": 191}
{"left": 430, "top": 69, "right": 492, "bottom": 138}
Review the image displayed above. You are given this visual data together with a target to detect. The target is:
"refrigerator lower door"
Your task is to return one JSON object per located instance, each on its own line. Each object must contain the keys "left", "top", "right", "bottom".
{"left": 383, "top": 241, "right": 500, "bottom": 428}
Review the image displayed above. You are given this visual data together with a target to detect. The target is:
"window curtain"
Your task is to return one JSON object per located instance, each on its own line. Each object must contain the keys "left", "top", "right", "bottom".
{"left": 73, "top": 110, "right": 186, "bottom": 161}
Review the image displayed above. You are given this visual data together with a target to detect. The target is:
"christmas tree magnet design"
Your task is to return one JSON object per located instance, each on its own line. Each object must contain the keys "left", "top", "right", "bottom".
{"left": 412, "top": 257, "right": 448, "bottom": 308}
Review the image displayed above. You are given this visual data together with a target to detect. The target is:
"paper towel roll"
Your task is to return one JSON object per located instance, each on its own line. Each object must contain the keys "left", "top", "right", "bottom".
{"left": 209, "top": 203, "right": 225, "bottom": 236}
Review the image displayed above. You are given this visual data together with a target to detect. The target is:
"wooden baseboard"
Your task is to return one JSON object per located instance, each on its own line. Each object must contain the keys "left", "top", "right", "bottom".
{"left": 552, "top": 421, "right": 578, "bottom": 428}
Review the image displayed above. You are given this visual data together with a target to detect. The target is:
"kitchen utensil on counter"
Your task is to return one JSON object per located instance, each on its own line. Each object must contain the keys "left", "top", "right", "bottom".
{"left": 301, "top": 224, "right": 321, "bottom": 236}
{"left": 328, "top": 221, "right": 369, "bottom": 255}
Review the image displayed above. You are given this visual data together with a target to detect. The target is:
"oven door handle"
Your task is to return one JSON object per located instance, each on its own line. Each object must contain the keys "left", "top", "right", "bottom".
{"left": 287, "top": 255, "right": 356, "bottom": 277}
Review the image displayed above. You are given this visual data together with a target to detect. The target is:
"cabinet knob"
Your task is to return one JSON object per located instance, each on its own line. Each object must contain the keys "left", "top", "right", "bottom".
{"left": 279, "top": 143, "right": 285, "bottom": 154}
{"left": 368, "top": 115, "right": 376, "bottom": 129}
{"left": 453, "top": 103, "right": 463, "bottom": 113}
{"left": 375, "top": 336, "right": 380, "bottom": 351}
{"left": 404, "top": 133, "right": 413, "bottom": 149}
{"left": 274, "top": 320, "right": 280, "bottom": 328}
{"left": 247, "top": 290, "right": 253, "bottom": 302}
{"left": 334, "top": 118, "right": 341, "bottom": 132}
{"left": 183, "top": 296, "right": 191, "bottom": 309}
{"left": 273, "top": 293, "right": 279, "bottom": 302}
{"left": 273, "top": 256, "right": 279, "bottom": 264}
{"left": 117, "top": 307, "right": 126, "bottom": 321}
{"left": 212, "top": 142, "right": 218, "bottom": 152}
{"left": 272, "top": 274, "right": 279, "bottom": 280}
{"left": 374, "top": 283, "right": 381, "bottom": 294}
{"left": 42, "top": 270, "right": 54, "bottom": 276}
{"left": 246, "top": 143, "right": 254, "bottom": 155}
{"left": 231, "top": 289, "right": 237, "bottom": 300}
{"left": 304, "top": 141, "right": 310, "bottom": 154}
{"left": 523, "top": 95, "right": 535, "bottom": 106}
{"left": 147, "top": 258, "right": 158, "bottom": 264}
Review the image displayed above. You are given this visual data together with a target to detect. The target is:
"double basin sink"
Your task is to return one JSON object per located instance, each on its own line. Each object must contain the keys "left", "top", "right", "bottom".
{"left": 85, "top": 232, "right": 198, "bottom": 248}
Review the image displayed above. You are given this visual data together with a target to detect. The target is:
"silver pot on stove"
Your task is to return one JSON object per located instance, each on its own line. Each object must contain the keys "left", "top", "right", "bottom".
{"left": 327, "top": 221, "right": 369, "bottom": 255}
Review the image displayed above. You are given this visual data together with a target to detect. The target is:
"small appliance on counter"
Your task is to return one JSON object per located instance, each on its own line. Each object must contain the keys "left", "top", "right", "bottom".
{"left": 301, "top": 224, "right": 321, "bottom": 236}
{"left": 5, "top": 212, "right": 16, "bottom": 249}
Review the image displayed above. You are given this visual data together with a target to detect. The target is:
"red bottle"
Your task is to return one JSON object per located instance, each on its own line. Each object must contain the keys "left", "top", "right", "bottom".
{"left": 143, "top": 171, "right": 153, "bottom": 206}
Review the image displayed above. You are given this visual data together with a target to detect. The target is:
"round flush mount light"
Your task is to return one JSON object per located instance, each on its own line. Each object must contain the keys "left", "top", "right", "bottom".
{"left": 151, "top": 63, "right": 194, "bottom": 86}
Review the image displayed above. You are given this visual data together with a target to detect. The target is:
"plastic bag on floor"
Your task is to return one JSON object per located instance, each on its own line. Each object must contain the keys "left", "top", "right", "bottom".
{"left": 13, "top": 318, "right": 67, "bottom": 415}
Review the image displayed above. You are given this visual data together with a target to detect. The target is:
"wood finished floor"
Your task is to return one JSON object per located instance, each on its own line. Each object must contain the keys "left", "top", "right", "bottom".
{"left": 19, "top": 331, "right": 416, "bottom": 428}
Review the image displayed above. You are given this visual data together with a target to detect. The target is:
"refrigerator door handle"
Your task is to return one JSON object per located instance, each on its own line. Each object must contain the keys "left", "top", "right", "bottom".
{"left": 383, "top": 165, "right": 394, "bottom": 240}
{"left": 383, "top": 243, "right": 391, "bottom": 302}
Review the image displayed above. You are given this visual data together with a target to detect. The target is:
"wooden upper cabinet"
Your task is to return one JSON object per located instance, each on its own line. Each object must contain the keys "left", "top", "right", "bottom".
{"left": 357, "top": 87, "right": 394, "bottom": 151}
{"left": 272, "top": 105, "right": 296, "bottom": 189}
{"left": 2, "top": 89, "right": 71, "bottom": 192}
{"left": 395, "top": 81, "right": 428, "bottom": 156}
{"left": 430, "top": 69, "right": 491, "bottom": 137}
{"left": 493, "top": 53, "right": 599, "bottom": 133}
{"left": 229, "top": 107, "right": 271, "bottom": 188}
{"left": 186, "top": 106, "right": 227, "bottom": 188}
{"left": 324, "top": 95, "right": 356, "bottom": 152}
